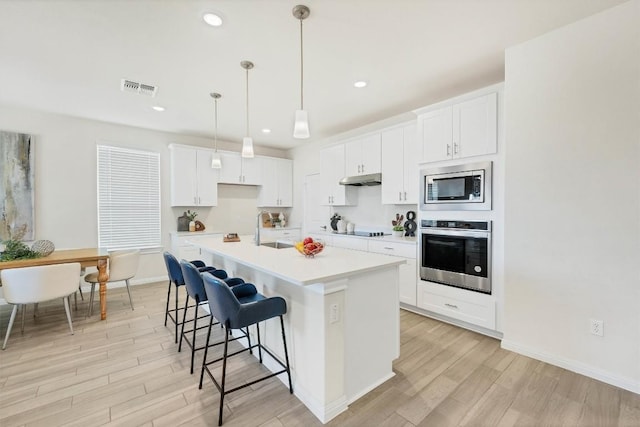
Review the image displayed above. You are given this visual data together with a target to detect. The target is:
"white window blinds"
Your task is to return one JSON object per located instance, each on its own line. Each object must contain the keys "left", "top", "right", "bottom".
{"left": 97, "top": 145, "right": 161, "bottom": 250}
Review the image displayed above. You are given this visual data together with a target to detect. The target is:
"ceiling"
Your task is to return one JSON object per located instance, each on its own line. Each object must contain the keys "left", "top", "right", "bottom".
{"left": 0, "top": 0, "right": 627, "bottom": 150}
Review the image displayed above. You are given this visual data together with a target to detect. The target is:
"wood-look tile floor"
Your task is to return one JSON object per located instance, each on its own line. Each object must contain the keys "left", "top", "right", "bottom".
{"left": 0, "top": 282, "right": 638, "bottom": 426}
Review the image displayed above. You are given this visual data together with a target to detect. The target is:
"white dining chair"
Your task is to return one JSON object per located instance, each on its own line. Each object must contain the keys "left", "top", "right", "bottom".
{"left": 1, "top": 262, "right": 82, "bottom": 350}
{"left": 84, "top": 249, "right": 140, "bottom": 316}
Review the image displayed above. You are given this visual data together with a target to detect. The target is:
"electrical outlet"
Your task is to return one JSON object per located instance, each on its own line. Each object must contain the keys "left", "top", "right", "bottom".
{"left": 590, "top": 319, "right": 604, "bottom": 336}
{"left": 330, "top": 303, "right": 340, "bottom": 324}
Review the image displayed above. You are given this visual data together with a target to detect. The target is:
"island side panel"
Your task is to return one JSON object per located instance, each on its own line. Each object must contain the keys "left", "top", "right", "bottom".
{"left": 344, "top": 265, "right": 400, "bottom": 402}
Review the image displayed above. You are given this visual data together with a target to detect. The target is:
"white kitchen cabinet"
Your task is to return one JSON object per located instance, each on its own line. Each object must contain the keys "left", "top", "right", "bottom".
{"left": 345, "top": 133, "right": 381, "bottom": 176}
{"left": 217, "top": 151, "right": 262, "bottom": 185}
{"left": 419, "top": 91, "right": 498, "bottom": 163}
{"left": 260, "top": 227, "right": 300, "bottom": 243}
{"left": 368, "top": 240, "right": 417, "bottom": 306}
{"left": 381, "top": 122, "right": 418, "bottom": 204}
{"left": 331, "top": 235, "right": 369, "bottom": 252}
{"left": 319, "top": 144, "right": 356, "bottom": 206}
{"left": 169, "top": 144, "right": 218, "bottom": 207}
{"left": 258, "top": 157, "right": 293, "bottom": 207}
{"left": 416, "top": 280, "right": 496, "bottom": 330}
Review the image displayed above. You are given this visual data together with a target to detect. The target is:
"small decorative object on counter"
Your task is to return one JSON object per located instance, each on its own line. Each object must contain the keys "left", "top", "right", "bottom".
{"left": 295, "top": 236, "right": 324, "bottom": 257}
{"left": 186, "top": 210, "right": 198, "bottom": 232}
{"left": 177, "top": 212, "right": 190, "bottom": 231}
{"left": 404, "top": 211, "right": 417, "bottom": 237}
{"left": 223, "top": 233, "right": 240, "bottom": 242}
{"left": 194, "top": 220, "right": 206, "bottom": 231}
{"left": 279, "top": 212, "right": 286, "bottom": 228}
{"left": 330, "top": 213, "right": 341, "bottom": 232}
{"left": 392, "top": 213, "right": 405, "bottom": 237}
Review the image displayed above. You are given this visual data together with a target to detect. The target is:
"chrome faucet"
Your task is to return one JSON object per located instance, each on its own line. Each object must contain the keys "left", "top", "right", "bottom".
{"left": 255, "top": 211, "right": 267, "bottom": 246}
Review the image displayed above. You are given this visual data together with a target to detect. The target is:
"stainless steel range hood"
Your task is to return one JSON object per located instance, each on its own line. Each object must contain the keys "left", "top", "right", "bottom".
{"left": 339, "top": 173, "right": 382, "bottom": 186}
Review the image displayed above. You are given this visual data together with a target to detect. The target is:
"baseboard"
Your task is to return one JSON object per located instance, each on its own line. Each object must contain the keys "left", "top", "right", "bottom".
{"left": 400, "top": 304, "right": 504, "bottom": 340}
{"left": 501, "top": 339, "right": 640, "bottom": 394}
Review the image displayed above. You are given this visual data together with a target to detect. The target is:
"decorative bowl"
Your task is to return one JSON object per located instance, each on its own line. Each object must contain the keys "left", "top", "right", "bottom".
{"left": 294, "top": 239, "right": 325, "bottom": 257}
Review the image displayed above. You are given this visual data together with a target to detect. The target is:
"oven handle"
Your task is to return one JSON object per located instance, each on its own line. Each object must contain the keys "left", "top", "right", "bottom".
{"left": 420, "top": 228, "right": 490, "bottom": 238}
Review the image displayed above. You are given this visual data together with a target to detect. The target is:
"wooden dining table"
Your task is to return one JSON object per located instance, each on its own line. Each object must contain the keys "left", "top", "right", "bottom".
{"left": 0, "top": 248, "right": 110, "bottom": 320}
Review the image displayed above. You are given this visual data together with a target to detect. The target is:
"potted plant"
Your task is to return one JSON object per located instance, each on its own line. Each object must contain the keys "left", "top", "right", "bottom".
{"left": 186, "top": 210, "right": 198, "bottom": 232}
{"left": 391, "top": 214, "right": 405, "bottom": 237}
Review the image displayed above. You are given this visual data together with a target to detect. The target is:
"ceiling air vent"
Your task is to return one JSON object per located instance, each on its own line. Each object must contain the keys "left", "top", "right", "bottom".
{"left": 120, "top": 79, "right": 158, "bottom": 97}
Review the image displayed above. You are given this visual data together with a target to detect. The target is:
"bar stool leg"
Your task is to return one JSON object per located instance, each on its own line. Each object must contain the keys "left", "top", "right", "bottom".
{"left": 178, "top": 296, "right": 190, "bottom": 352}
{"left": 164, "top": 280, "right": 172, "bottom": 326}
{"left": 174, "top": 286, "right": 180, "bottom": 343}
{"left": 218, "top": 325, "right": 230, "bottom": 427}
{"left": 280, "top": 315, "right": 293, "bottom": 393}
{"left": 256, "top": 322, "right": 263, "bottom": 364}
{"left": 190, "top": 302, "right": 199, "bottom": 374}
{"left": 199, "top": 317, "right": 215, "bottom": 389}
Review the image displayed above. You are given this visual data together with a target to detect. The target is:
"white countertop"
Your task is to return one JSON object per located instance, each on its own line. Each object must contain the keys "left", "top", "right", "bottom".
{"left": 170, "top": 230, "right": 224, "bottom": 236}
{"left": 311, "top": 230, "right": 417, "bottom": 245}
{"left": 189, "top": 235, "right": 406, "bottom": 286}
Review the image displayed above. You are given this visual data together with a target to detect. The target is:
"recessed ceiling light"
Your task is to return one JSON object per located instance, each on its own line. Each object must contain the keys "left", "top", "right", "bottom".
{"left": 262, "top": 128, "right": 271, "bottom": 134}
{"left": 151, "top": 106, "right": 165, "bottom": 112}
{"left": 203, "top": 13, "right": 223, "bottom": 27}
{"left": 354, "top": 81, "right": 367, "bottom": 88}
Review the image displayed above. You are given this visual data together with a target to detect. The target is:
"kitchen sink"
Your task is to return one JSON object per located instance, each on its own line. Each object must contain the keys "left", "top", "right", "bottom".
{"left": 260, "top": 241, "right": 294, "bottom": 249}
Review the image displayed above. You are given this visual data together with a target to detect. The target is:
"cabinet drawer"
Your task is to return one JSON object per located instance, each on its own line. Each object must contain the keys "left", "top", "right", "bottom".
{"left": 417, "top": 282, "right": 495, "bottom": 329}
{"left": 261, "top": 228, "right": 301, "bottom": 242}
{"left": 368, "top": 240, "right": 416, "bottom": 259}
{"left": 332, "top": 236, "right": 368, "bottom": 251}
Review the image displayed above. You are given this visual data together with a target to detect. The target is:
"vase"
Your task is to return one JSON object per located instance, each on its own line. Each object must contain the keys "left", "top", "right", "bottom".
{"left": 189, "top": 221, "right": 195, "bottom": 232}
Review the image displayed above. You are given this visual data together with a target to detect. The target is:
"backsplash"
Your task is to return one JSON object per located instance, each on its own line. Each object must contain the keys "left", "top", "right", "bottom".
{"left": 328, "top": 186, "right": 417, "bottom": 231}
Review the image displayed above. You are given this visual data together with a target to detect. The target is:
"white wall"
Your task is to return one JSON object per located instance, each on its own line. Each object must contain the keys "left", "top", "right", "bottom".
{"left": 502, "top": 0, "right": 640, "bottom": 392}
{"left": 0, "top": 105, "right": 287, "bottom": 282}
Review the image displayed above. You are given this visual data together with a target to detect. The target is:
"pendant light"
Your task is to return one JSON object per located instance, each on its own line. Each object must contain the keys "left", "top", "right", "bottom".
{"left": 292, "top": 5, "right": 310, "bottom": 139}
{"left": 240, "top": 60, "right": 255, "bottom": 158}
{"left": 210, "top": 92, "right": 222, "bottom": 169}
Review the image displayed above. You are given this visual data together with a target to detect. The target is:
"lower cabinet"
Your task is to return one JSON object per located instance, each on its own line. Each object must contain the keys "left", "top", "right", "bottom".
{"left": 416, "top": 280, "right": 496, "bottom": 330}
{"left": 260, "top": 227, "right": 301, "bottom": 243}
{"left": 170, "top": 232, "right": 222, "bottom": 261}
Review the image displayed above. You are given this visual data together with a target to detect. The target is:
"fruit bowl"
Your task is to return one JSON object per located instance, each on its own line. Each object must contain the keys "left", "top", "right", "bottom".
{"left": 294, "top": 238, "right": 325, "bottom": 258}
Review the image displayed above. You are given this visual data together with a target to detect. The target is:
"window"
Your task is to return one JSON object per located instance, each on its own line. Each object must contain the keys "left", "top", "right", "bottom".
{"left": 97, "top": 145, "right": 161, "bottom": 250}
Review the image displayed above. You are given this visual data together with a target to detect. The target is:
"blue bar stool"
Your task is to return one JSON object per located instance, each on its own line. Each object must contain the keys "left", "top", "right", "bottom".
{"left": 179, "top": 261, "right": 259, "bottom": 374}
{"left": 163, "top": 252, "right": 218, "bottom": 343}
{"left": 199, "top": 274, "right": 293, "bottom": 426}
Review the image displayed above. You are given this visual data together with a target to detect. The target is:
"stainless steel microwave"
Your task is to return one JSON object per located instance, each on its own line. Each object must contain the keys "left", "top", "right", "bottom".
{"left": 419, "top": 161, "right": 492, "bottom": 211}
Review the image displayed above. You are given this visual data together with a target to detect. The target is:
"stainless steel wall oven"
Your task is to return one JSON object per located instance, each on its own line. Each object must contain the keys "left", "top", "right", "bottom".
{"left": 419, "top": 220, "right": 492, "bottom": 294}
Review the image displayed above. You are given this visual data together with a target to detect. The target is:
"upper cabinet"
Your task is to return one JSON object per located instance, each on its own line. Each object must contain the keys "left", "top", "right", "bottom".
{"left": 169, "top": 144, "right": 218, "bottom": 207}
{"left": 217, "top": 151, "right": 262, "bottom": 185}
{"left": 381, "top": 122, "right": 418, "bottom": 204}
{"left": 320, "top": 144, "right": 355, "bottom": 206}
{"left": 258, "top": 157, "right": 293, "bottom": 207}
{"left": 419, "top": 90, "right": 498, "bottom": 163}
{"left": 345, "top": 133, "right": 382, "bottom": 176}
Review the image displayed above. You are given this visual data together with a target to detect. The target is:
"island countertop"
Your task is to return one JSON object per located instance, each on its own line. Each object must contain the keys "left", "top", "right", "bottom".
{"left": 189, "top": 235, "right": 405, "bottom": 286}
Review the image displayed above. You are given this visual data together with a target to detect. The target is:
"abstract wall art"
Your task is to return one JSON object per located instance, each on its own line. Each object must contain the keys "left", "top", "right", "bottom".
{"left": 1, "top": 130, "right": 35, "bottom": 241}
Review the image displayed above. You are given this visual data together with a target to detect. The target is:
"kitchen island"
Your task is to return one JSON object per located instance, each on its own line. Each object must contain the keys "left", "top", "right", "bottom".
{"left": 190, "top": 236, "right": 405, "bottom": 424}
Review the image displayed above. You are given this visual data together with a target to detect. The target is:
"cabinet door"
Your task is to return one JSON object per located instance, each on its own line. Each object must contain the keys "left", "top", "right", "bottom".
{"left": 344, "top": 139, "right": 362, "bottom": 177}
{"left": 361, "top": 133, "right": 381, "bottom": 175}
{"left": 453, "top": 92, "right": 497, "bottom": 159}
{"left": 196, "top": 149, "right": 218, "bottom": 206}
{"left": 381, "top": 127, "right": 404, "bottom": 204}
{"left": 402, "top": 123, "right": 418, "bottom": 204}
{"left": 320, "top": 145, "right": 350, "bottom": 205}
{"left": 170, "top": 146, "right": 198, "bottom": 206}
{"left": 258, "top": 157, "right": 279, "bottom": 206}
{"left": 399, "top": 259, "right": 417, "bottom": 306}
{"left": 241, "top": 156, "right": 262, "bottom": 185}
{"left": 277, "top": 159, "right": 293, "bottom": 207}
{"left": 218, "top": 152, "right": 243, "bottom": 184}
{"left": 421, "top": 106, "right": 453, "bottom": 163}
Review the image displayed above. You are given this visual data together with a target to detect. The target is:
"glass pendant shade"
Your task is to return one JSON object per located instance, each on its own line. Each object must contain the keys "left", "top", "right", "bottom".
{"left": 242, "top": 136, "right": 254, "bottom": 158}
{"left": 293, "top": 109, "right": 310, "bottom": 139}
{"left": 210, "top": 152, "right": 222, "bottom": 168}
